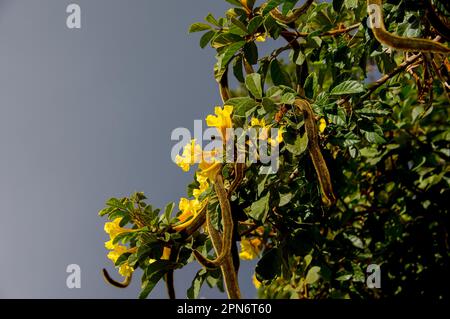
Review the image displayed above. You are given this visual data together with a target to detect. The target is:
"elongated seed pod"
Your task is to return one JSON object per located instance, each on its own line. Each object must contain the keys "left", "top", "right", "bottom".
{"left": 367, "top": 0, "right": 450, "bottom": 53}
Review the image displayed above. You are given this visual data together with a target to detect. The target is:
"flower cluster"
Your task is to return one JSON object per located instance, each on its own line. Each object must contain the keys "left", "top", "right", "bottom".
{"left": 172, "top": 105, "right": 234, "bottom": 230}
{"left": 104, "top": 218, "right": 137, "bottom": 277}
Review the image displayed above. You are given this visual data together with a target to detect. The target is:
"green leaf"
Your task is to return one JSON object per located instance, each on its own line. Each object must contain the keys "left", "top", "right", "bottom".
{"left": 330, "top": 80, "right": 364, "bottom": 95}
{"left": 230, "top": 17, "right": 248, "bottom": 34}
{"left": 304, "top": 254, "right": 313, "bottom": 268}
{"left": 281, "top": 92, "right": 296, "bottom": 105}
{"left": 212, "top": 33, "right": 244, "bottom": 50}
{"left": 233, "top": 56, "right": 245, "bottom": 83}
{"left": 304, "top": 72, "right": 318, "bottom": 99}
{"left": 263, "top": 0, "right": 283, "bottom": 15}
{"left": 270, "top": 59, "right": 290, "bottom": 86}
{"left": 281, "top": 0, "right": 297, "bottom": 15}
{"left": 342, "top": 132, "right": 360, "bottom": 147}
{"left": 279, "top": 192, "right": 292, "bottom": 206}
{"left": 262, "top": 97, "right": 277, "bottom": 113}
{"left": 200, "top": 30, "right": 215, "bottom": 48}
{"left": 163, "top": 202, "right": 175, "bottom": 223}
{"left": 257, "top": 174, "right": 269, "bottom": 197}
{"left": 105, "top": 198, "right": 130, "bottom": 214}
{"left": 188, "top": 22, "right": 212, "bottom": 33}
{"left": 294, "top": 50, "right": 306, "bottom": 65}
{"left": 346, "top": 234, "right": 364, "bottom": 249}
{"left": 139, "top": 271, "right": 165, "bottom": 299}
{"left": 205, "top": 13, "right": 220, "bottom": 26}
{"left": 356, "top": 107, "right": 391, "bottom": 117}
{"left": 248, "top": 16, "right": 264, "bottom": 34}
{"left": 336, "top": 274, "right": 353, "bottom": 281}
{"left": 219, "top": 41, "right": 246, "bottom": 71}
{"left": 187, "top": 269, "right": 207, "bottom": 299}
{"left": 249, "top": 192, "right": 270, "bottom": 221}
{"left": 327, "top": 108, "right": 347, "bottom": 126}
{"left": 286, "top": 132, "right": 308, "bottom": 155}
{"left": 344, "top": 0, "right": 358, "bottom": 9}
{"left": 226, "top": 97, "right": 258, "bottom": 117}
{"left": 305, "top": 266, "right": 321, "bottom": 285}
{"left": 244, "top": 41, "right": 258, "bottom": 65}
{"left": 245, "top": 73, "right": 263, "bottom": 99}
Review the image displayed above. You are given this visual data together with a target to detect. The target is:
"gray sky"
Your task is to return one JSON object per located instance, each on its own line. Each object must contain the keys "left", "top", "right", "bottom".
{"left": 0, "top": 0, "right": 258, "bottom": 298}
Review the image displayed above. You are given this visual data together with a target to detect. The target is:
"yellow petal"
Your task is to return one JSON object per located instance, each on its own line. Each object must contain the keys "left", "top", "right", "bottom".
{"left": 252, "top": 274, "right": 261, "bottom": 289}
{"left": 162, "top": 247, "right": 171, "bottom": 260}
{"left": 104, "top": 239, "right": 115, "bottom": 250}
{"left": 223, "top": 105, "right": 234, "bottom": 114}
{"left": 239, "top": 238, "right": 262, "bottom": 260}
{"left": 118, "top": 262, "right": 134, "bottom": 277}
{"left": 251, "top": 117, "right": 260, "bottom": 126}
{"left": 319, "top": 118, "right": 327, "bottom": 133}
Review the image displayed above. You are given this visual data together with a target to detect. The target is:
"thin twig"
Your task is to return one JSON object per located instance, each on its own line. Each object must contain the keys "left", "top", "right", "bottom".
{"left": 360, "top": 53, "right": 422, "bottom": 101}
{"left": 280, "top": 23, "right": 361, "bottom": 39}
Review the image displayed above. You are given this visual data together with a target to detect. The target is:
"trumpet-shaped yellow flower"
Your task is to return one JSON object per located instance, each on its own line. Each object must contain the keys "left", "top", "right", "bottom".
{"left": 198, "top": 161, "right": 222, "bottom": 182}
{"left": 319, "top": 118, "right": 327, "bottom": 133}
{"left": 118, "top": 262, "right": 134, "bottom": 277}
{"left": 104, "top": 218, "right": 134, "bottom": 241}
{"left": 173, "top": 198, "right": 208, "bottom": 232}
{"left": 206, "top": 105, "right": 233, "bottom": 142}
{"left": 175, "top": 139, "right": 203, "bottom": 172}
{"left": 106, "top": 243, "right": 137, "bottom": 264}
{"left": 193, "top": 174, "right": 210, "bottom": 199}
{"left": 239, "top": 237, "right": 263, "bottom": 260}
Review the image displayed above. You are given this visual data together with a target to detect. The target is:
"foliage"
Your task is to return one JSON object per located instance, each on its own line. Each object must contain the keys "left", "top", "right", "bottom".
{"left": 99, "top": 0, "right": 450, "bottom": 299}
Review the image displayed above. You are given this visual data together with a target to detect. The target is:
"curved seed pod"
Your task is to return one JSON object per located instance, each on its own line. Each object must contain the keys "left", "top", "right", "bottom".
{"left": 367, "top": 0, "right": 450, "bottom": 53}
{"left": 294, "top": 99, "right": 336, "bottom": 206}
{"left": 102, "top": 268, "right": 132, "bottom": 288}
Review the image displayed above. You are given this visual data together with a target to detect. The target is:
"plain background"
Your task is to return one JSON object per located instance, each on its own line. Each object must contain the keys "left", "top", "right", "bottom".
{"left": 0, "top": 0, "right": 263, "bottom": 298}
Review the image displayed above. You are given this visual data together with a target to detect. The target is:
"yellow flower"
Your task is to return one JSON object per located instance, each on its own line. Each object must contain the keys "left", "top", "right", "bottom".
{"left": 193, "top": 174, "right": 210, "bottom": 199}
{"left": 268, "top": 126, "right": 285, "bottom": 146}
{"left": 198, "top": 161, "right": 222, "bottom": 182}
{"left": 162, "top": 246, "right": 171, "bottom": 260}
{"left": 206, "top": 105, "right": 233, "bottom": 142}
{"left": 104, "top": 239, "right": 115, "bottom": 250}
{"left": 107, "top": 244, "right": 136, "bottom": 264}
{"left": 239, "top": 237, "right": 263, "bottom": 260}
{"left": 175, "top": 139, "right": 203, "bottom": 172}
{"left": 250, "top": 117, "right": 270, "bottom": 140}
{"left": 251, "top": 117, "right": 266, "bottom": 127}
{"left": 173, "top": 198, "right": 208, "bottom": 232}
{"left": 104, "top": 218, "right": 126, "bottom": 239}
{"left": 251, "top": 118, "right": 284, "bottom": 146}
{"left": 319, "top": 118, "right": 327, "bottom": 133}
{"left": 252, "top": 274, "right": 261, "bottom": 289}
{"left": 118, "top": 262, "right": 134, "bottom": 277}
{"left": 104, "top": 217, "right": 135, "bottom": 249}
{"left": 255, "top": 33, "right": 266, "bottom": 42}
